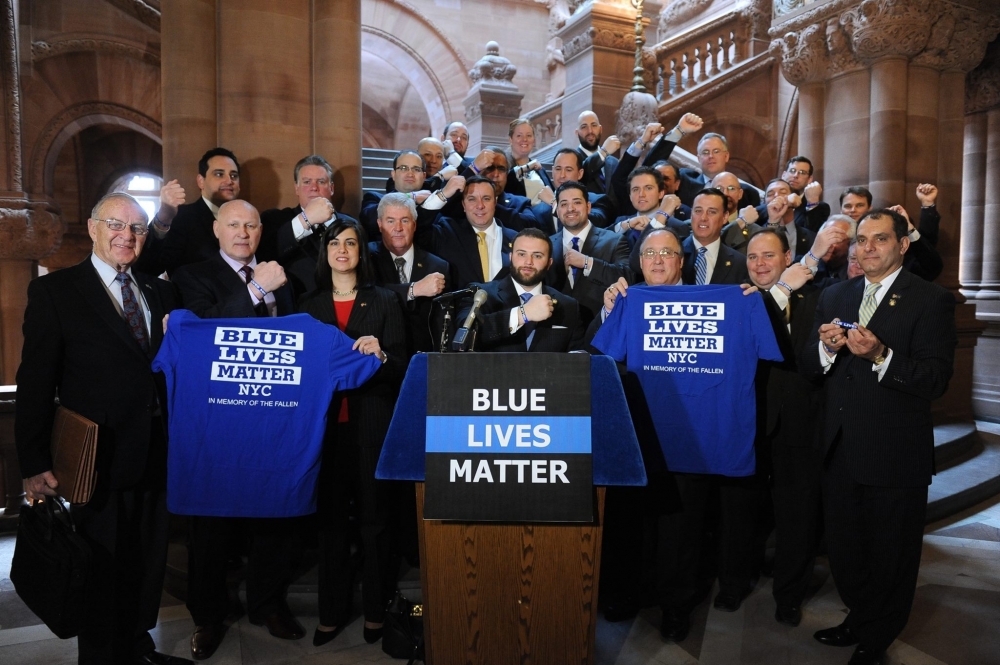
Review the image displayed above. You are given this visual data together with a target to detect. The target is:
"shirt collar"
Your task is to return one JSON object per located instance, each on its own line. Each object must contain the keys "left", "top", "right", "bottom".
{"left": 219, "top": 249, "right": 257, "bottom": 273}
{"left": 865, "top": 265, "right": 903, "bottom": 293}
{"left": 692, "top": 236, "right": 721, "bottom": 258}
{"left": 202, "top": 196, "right": 220, "bottom": 218}
{"left": 563, "top": 222, "right": 593, "bottom": 246}
{"left": 386, "top": 244, "right": 416, "bottom": 267}
{"left": 512, "top": 278, "right": 544, "bottom": 298}
{"left": 90, "top": 253, "right": 136, "bottom": 286}
{"left": 473, "top": 220, "right": 498, "bottom": 240}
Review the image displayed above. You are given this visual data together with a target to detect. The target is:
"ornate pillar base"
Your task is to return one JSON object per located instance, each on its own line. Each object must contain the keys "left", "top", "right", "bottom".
{"left": 463, "top": 42, "right": 524, "bottom": 153}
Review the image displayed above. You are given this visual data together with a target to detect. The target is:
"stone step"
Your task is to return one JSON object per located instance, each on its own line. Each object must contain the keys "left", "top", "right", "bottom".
{"left": 934, "top": 421, "right": 979, "bottom": 468}
{"left": 926, "top": 424, "right": 1000, "bottom": 523}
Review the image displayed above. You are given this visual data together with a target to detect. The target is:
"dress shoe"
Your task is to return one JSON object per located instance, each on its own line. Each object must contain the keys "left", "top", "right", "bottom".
{"left": 363, "top": 625, "right": 384, "bottom": 644}
{"left": 313, "top": 623, "right": 346, "bottom": 647}
{"left": 813, "top": 622, "right": 859, "bottom": 647}
{"left": 774, "top": 604, "right": 801, "bottom": 627}
{"left": 190, "top": 623, "right": 226, "bottom": 660}
{"left": 659, "top": 609, "right": 690, "bottom": 643}
{"left": 603, "top": 600, "right": 640, "bottom": 622}
{"left": 136, "top": 651, "right": 194, "bottom": 665}
{"left": 713, "top": 588, "right": 750, "bottom": 612}
{"left": 249, "top": 610, "right": 306, "bottom": 640}
{"left": 848, "top": 644, "right": 886, "bottom": 665}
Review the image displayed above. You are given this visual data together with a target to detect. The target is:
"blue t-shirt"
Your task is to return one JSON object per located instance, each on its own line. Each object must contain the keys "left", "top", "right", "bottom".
{"left": 592, "top": 285, "right": 781, "bottom": 476}
{"left": 152, "top": 310, "right": 382, "bottom": 517}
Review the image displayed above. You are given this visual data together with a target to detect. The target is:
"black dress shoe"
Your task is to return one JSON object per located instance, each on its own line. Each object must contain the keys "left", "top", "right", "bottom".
{"left": 713, "top": 588, "right": 749, "bottom": 612}
{"left": 603, "top": 600, "right": 640, "bottom": 622}
{"left": 848, "top": 644, "right": 886, "bottom": 665}
{"left": 190, "top": 623, "right": 226, "bottom": 660}
{"left": 137, "top": 651, "right": 194, "bottom": 665}
{"left": 813, "top": 622, "right": 859, "bottom": 647}
{"left": 363, "top": 625, "right": 384, "bottom": 643}
{"left": 659, "top": 609, "right": 690, "bottom": 643}
{"left": 313, "top": 623, "right": 347, "bottom": 647}
{"left": 250, "top": 610, "right": 306, "bottom": 640}
{"left": 774, "top": 604, "right": 801, "bottom": 627}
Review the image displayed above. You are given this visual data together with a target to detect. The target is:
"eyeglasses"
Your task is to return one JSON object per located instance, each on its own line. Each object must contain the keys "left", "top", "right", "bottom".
{"left": 394, "top": 165, "right": 423, "bottom": 173}
{"left": 718, "top": 185, "right": 740, "bottom": 193}
{"left": 94, "top": 218, "right": 149, "bottom": 235}
{"left": 699, "top": 148, "right": 727, "bottom": 157}
{"left": 785, "top": 168, "right": 811, "bottom": 177}
{"left": 641, "top": 248, "right": 681, "bottom": 259}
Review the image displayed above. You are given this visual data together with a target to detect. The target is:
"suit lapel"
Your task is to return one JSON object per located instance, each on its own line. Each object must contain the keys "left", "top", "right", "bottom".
{"left": 865, "top": 269, "right": 909, "bottom": 330}
{"left": 500, "top": 228, "right": 513, "bottom": 272}
{"left": 681, "top": 236, "right": 696, "bottom": 284}
{"left": 411, "top": 248, "right": 430, "bottom": 281}
{"left": 710, "top": 246, "right": 736, "bottom": 285}
{"left": 345, "top": 287, "right": 376, "bottom": 338}
{"left": 134, "top": 272, "right": 166, "bottom": 354}
{"left": 77, "top": 259, "right": 152, "bottom": 362}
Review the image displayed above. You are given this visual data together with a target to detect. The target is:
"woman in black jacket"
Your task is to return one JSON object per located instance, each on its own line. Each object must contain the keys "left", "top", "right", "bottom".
{"left": 298, "top": 218, "right": 407, "bottom": 646}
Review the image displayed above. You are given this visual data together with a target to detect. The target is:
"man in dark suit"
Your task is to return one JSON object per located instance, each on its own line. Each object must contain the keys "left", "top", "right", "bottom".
{"left": 414, "top": 176, "right": 516, "bottom": 289}
{"left": 620, "top": 166, "right": 691, "bottom": 276}
{"left": 765, "top": 156, "right": 831, "bottom": 232}
{"left": 757, "top": 179, "right": 817, "bottom": 262}
{"left": 681, "top": 187, "right": 750, "bottom": 286}
{"left": 461, "top": 228, "right": 583, "bottom": 352}
{"left": 262, "top": 155, "right": 358, "bottom": 297}
{"left": 171, "top": 200, "right": 302, "bottom": 659}
{"left": 16, "top": 193, "right": 187, "bottom": 665}
{"left": 546, "top": 181, "right": 631, "bottom": 326}
{"left": 442, "top": 121, "right": 473, "bottom": 171}
{"left": 532, "top": 148, "right": 615, "bottom": 232}
{"left": 480, "top": 148, "right": 543, "bottom": 232}
{"left": 802, "top": 209, "right": 956, "bottom": 665}
{"left": 368, "top": 192, "right": 450, "bottom": 353}
{"left": 745, "top": 229, "right": 822, "bottom": 628}
{"left": 713, "top": 171, "right": 764, "bottom": 255}
{"left": 137, "top": 147, "right": 241, "bottom": 277}
{"left": 574, "top": 111, "right": 620, "bottom": 196}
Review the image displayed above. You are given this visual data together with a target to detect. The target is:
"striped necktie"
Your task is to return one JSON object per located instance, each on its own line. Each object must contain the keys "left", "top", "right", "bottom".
{"left": 694, "top": 246, "right": 708, "bottom": 285}
{"left": 520, "top": 292, "right": 536, "bottom": 349}
{"left": 859, "top": 282, "right": 881, "bottom": 327}
{"left": 115, "top": 272, "right": 149, "bottom": 352}
{"left": 394, "top": 257, "right": 407, "bottom": 284}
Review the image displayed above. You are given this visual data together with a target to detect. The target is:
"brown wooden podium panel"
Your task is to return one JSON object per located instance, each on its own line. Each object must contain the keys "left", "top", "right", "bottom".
{"left": 415, "top": 483, "right": 606, "bottom": 665}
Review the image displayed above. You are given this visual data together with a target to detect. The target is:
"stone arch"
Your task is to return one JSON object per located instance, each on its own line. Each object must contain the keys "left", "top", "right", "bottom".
{"left": 360, "top": 0, "right": 472, "bottom": 137}
{"left": 30, "top": 102, "right": 161, "bottom": 199}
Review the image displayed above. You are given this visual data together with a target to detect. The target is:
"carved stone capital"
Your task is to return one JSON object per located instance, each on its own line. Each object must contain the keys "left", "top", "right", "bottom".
{"left": 468, "top": 42, "right": 518, "bottom": 88}
{"left": 842, "top": 0, "right": 938, "bottom": 62}
{"left": 966, "top": 39, "right": 1000, "bottom": 114}
{"left": 466, "top": 100, "right": 524, "bottom": 121}
{"left": 0, "top": 200, "right": 64, "bottom": 261}
{"left": 32, "top": 36, "right": 161, "bottom": 66}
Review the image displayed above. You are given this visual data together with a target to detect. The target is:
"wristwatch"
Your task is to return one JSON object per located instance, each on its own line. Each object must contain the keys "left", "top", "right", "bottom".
{"left": 873, "top": 345, "right": 888, "bottom": 366}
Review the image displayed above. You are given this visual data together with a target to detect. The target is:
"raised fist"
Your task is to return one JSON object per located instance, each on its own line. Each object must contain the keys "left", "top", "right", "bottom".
{"left": 678, "top": 113, "right": 703, "bottom": 135}
{"left": 157, "top": 179, "right": 186, "bottom": 225}
{"left": 253, "top": 261, "right": 287, "bottom": 293}
{"left": 523, "top": 294, "right": 555, "bottom": 322}
{"left": 804, "top": 181, "right": 823, "bottom": 204}
{"left": 916, "top": 183, "right": 938, "bottom": 207}
{"left": 413, "top": 272, "right": 446, "bottom": 298}
{"left": 602, "top": 135, "right": 621, "bottom": 155}
{"left": 739, "top": 205, "right": 759, "bottom": 225}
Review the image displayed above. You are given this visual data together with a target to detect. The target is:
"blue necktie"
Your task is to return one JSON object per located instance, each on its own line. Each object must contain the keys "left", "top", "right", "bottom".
{"left": 115, "top": 272, "right": 149, "bottom": 352}
{"left": 571, "top": 236, "right": 581, "bottom": 285}
{"left": 520, "top": 292, "right": 536, "bottom": 349}
{"left": 695, "top": 246, "right": 708, "bottom": 285}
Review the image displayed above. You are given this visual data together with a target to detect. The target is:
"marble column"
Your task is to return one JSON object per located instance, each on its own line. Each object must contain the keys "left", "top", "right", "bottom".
{"left": 797, "top": 81, "right": 825, "bottom": 186}
{"left": 980, "top": 108, "right": 1000, "bottom": 299}
{"left": 959, "top": 111, "right": 987, "bottom": 297}
{"left": 867, "top": 57, "right": 908, "bottom": 207}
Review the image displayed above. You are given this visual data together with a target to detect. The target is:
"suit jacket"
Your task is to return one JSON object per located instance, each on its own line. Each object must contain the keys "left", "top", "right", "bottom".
{"left": 136, "top": 197, "right": 217, "bottom": 277}
{"left": 578, "top": 148, "right": 619, "bottom": 197}
{"left": 641, "top": 137, "right": 762, "bottom": 209}
{"left": 731, "top": 219, "right": 815, "bottom": 261}
{"left": 496, "top": 192, "right": 543, "bottom": 232}
{"left": 369, "top": 241, "right": 451, "bottom": 353}
{"left": 459, "top": 277, "right": 584, "bottom": 352}
{"left": 755, "top": 201, "right": 831, "bottom": 233}
{"left": 15, "top": 258, "right": 177, "bottom": 490}
{"left": 414, "top": 216, "right": 515, "bottom": 289}
{"left": 720, "top": 219, "right": 764, "bottom": 255}
{"left": 547, "top": 224, "right": 631, "bottom": 324}
{"left": 532, "top": 192, "right": 616, "bottom": 234}
{"left": 269, "top": 209, "right": 361, "bottom": 298}
{"left": 681, "top": 235, "right": 749, "bottom": 285}
{"left": 171, "top": 252, "right": 295, "bottom": 319}
{"left": 904, "top": 206, "right": 943, "bottom": 281}
{"left": 800, "top": 270, "right": 956, "bottom": 487}
{"left": 626, "top": 218, "right": 692, "bottom": 276}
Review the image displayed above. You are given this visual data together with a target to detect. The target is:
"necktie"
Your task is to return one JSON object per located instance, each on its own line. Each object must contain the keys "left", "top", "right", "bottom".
{"left": 520, "top": 292, "right": 537, "bottom": 349}
{"left": 394, "top": 257, "right": 407, "bottom": 284}
{"left": 784, "top": 300, "right": 792, "bottom": 325}
{"left": 858, "top": 282, "right": 881, "bottom": 327}
{"left": 241, "top": 265, "right": 270, "bottom": 317}
{"left": 115, "top": 273, "right": 149, "bottom": 352}
{"left": 695, "top": 246, "right": 708, "bottom": 285}
{"left": 477, "top": 231, "right": 490, "bottom": 281}
{"left": 571, "top": 236, "right": 581, "bottom": 286}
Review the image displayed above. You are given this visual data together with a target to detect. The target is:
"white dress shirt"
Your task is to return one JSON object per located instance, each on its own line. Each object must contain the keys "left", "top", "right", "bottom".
{"left": 91, "top": 253, "right": 151, "bottom": 336}
{"left": 508, "top": 280, "right": 545, "bottom": 332}
{"left": 562, "top": 222, "right": 594, "bottom": 287}
{"left": 690, "top": 236, "right": 721, "bottom": 283}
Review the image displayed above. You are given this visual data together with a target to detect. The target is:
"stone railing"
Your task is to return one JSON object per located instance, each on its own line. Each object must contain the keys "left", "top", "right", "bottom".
{"left": 653, "top": 10, "right": 750, "bottom": 101}
{"left": 524, "top": 97, "right": 563, "bottom": 152}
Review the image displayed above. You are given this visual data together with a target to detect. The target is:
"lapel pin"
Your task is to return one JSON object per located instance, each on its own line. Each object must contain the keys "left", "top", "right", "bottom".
{"left": 725, "top": 261, "right": 731, "bottom": 267}
{"left": 360, "top": 302, "right": 367, "bottom": 307}
{"left": 417, "top": 263, "right": 423, "bottom": 268}
{"left": 890, "top": 293, "right": 901, "bottom": 306}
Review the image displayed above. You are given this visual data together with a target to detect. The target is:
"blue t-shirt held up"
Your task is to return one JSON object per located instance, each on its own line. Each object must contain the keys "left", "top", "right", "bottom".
{"left": 152, "top": 309, "right": 382, "bottom": 517}
{"left": 592, "top": 285, "right": 782, "bottom": 476}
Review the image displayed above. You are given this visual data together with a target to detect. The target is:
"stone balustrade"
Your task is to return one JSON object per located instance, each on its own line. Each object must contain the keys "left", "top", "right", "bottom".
{"left": 524, "top": 97, "right": 563, "bottom": 152}
{"left": 654, "top": 10, "right": 749, "bottom": 100}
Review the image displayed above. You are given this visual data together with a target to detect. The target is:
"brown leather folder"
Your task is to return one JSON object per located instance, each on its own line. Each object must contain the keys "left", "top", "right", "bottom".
{"left": 50, "top": 407, "right": 98, "bottom": 505}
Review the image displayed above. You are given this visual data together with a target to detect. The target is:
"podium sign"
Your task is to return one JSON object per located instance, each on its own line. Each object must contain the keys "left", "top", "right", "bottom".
{"left": 424, "top": 353, "right": 592, "bottom": 522}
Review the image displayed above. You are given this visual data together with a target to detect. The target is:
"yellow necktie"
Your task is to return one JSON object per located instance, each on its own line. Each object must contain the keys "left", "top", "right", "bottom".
{"left": 477, "top": 231, "right": 490, "bottom": 281}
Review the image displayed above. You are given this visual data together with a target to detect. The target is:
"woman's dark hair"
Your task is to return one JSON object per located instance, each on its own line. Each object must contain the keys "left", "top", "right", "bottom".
{"left": 314, "top": 217, "right": 376, "bottom": 289}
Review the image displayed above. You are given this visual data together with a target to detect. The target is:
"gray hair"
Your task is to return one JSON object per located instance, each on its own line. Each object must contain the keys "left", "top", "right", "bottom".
{"left": 697, "top": 132, "right": 729, "bottom": 152}
{"left": 293, "top": 155, "right": 333, "bottom": 183}
{"left": 377, "top": 192, "right": 418, "bottom": 221}
{"left": 91, "top": 192, "right": 146, "bottom": 222}
{"left": 821, "top": 214, "right": 857, "bottom": 239}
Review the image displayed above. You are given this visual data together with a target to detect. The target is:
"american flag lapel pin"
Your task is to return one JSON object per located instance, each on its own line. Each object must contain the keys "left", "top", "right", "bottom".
{"left": 889, "top": 293, "right": 901, "bottom": 306}
{"left": 725, "top": 261, "right": 731, "bottom": 267}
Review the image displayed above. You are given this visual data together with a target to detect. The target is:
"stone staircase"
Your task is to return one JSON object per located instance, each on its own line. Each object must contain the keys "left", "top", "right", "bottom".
{"left": 928, "top": 421, "right": 1000, "bottom": 523}
{"left": 362, "top": 147, "right": 395, "bottom": 192}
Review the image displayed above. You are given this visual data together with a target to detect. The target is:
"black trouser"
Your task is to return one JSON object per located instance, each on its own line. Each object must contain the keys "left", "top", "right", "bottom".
{"left": 317, "top": 422, "right": 399, "bottom": 626}
{"left": 73, "top": 423, "right": 169, "bottom": 665}
{"left": 186, "top": 515, "right": 299, "bottom": 626}
{"left": 657, "top": 472, "right": 765, "bottom": 611}
{"left": 771, "top": 441, "right": 824, "bottom": 607}
{"left": 823, "top": 443, "right": 927, "bottom": 652}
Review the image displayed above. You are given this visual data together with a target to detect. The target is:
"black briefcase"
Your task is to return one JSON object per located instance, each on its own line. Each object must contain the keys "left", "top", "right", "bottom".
{"left": 10, "top": 497, "right": 92, "bottom": 638}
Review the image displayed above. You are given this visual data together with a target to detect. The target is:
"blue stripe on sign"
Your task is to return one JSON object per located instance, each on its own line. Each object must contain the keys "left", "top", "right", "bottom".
{"left": 426, "top": 416, "right": 592, "bottom": 454}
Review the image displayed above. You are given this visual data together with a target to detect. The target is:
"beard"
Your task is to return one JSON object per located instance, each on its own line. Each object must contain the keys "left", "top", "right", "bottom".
{"left": 513, "top": 265, "right": 548, "bottom": 288}
{"left": 578, "top": 132, "right": 602, "bottom": 152}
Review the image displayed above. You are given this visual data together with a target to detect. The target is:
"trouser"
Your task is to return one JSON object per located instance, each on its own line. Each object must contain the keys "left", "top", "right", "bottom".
{"left": 771, "top": 441, "right": 824, "bottom": 607}
{"left": 823, "top": 443, "right": 927, "bottom": 652}
{"left": 186, "top": 515, "right": 300, "bottom": 626}
{"left": 657, "top": 472, "right": 765, "bottom": 611}
{"left": 73, "top": 423, "right": 169, "bottom": 665}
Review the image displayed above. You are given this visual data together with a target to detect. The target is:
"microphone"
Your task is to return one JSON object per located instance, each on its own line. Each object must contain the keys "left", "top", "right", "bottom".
{"left": 433, "top": 286, "right": 477, "bottom": 303}
{"left": 452, "top": 289, "right": 489, "bottom": 351}
{"left": 511, "top": 160, "right": 541, "bottom": 181}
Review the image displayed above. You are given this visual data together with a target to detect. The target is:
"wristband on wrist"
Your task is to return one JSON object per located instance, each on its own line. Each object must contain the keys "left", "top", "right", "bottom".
{"left": 249, "top": 279, "right": 268, "bottom": 298}
{"left": 519, "top": 304, "right": 529, "bottom": 325}
{"left": 436, "top": 190, "right": 448, "bottom": 202}
{"left": 654, "top": 210, "right": 668, "bottom": 220}
{"left": 470, "top": 162, "right": 481, "bottom": 175}
{"left": 807, "top": 250, "right": 820, "bottom": 263}
{"left": 300, "top": 210, "right": 310, "bottom": 228}
{"left": 674, "top": 125, "right": 687, "bottom": 137}
{"left": 823, "top": 343, "right": 837, "bottom": 355}
{"left": 635, "top": 138, "right": 646, "bottom": 150}
{"left": 408, "top": 284, "right": 415, "bottom": 300}
{"left": 777, "top": 280, "right": 793, "bottom": 294}
{"left": 152, "top": 214, "right": 170, "bottom": 230}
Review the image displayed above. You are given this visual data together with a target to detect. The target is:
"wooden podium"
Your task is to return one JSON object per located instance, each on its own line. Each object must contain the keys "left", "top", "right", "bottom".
{"left": 377, "top": 354, "right": 644, "bottom": 665}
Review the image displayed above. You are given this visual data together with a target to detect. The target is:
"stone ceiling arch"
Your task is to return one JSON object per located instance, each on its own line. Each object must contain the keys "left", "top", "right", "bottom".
{"left": 361, "top": 0, "right": 472, "bottom": 136}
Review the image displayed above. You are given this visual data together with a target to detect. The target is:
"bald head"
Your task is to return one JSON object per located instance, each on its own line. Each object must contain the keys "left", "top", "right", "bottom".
{"left": 576, "top": 110, "right": 603, "bottom": 152}
{"left": 711, "top": 172, "right": 742, "bottom": 213}
{"left": 215, "top": 200, "right": 262, "bottom": 264}
{"left": 418, "top": 137, "right": 445, "bottom": 177}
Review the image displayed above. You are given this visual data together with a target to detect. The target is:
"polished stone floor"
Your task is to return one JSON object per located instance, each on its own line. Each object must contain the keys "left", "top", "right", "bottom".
{"left": 1, "top": 494, "right": 999, "bottom": 664}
